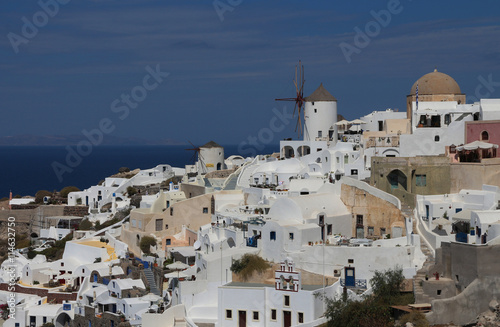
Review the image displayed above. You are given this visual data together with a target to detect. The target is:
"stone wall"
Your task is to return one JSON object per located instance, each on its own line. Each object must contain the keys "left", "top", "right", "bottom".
{"left": 426, "top": 276, "right": 500, "bottom": 326}
{"left": 0, "top": 283, "right": 77, "bottom": 303}
{"left": 63, "top": 206, "right": 90, "bottom": 217}
{"left": 341, "top": 183, "right": 405, "bottom": 239}
{"left": 73, "top": 305, "right": 123, "bottom": 327}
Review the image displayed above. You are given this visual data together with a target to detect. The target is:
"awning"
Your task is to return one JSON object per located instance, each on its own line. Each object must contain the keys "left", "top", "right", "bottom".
{"left": 457, "top": 141, "right": 499, "bottom": 151}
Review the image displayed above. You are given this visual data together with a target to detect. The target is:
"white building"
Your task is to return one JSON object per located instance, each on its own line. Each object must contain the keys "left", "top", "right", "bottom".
{"left": 217, "top": 258, "right": 331, "bottom": 327}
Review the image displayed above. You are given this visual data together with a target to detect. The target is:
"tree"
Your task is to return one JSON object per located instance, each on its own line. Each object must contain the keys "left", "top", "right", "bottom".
{"left": 230, "top": 254, "right": 269, "bottom": 281}
{"left": 322, "top": 267, "right": 408, "bottom": 327}
{"left": 35, "top": 190, "right": 53, "bottom": 203}
{"left": 127, "top": 186, "right": 138, "bottom": 196}
{"left": 370, "top": 266, "right": 405, "bottom": 305}
{"left": 59, "top": 186, "right": 80, "bottom": 198}
{"left": 78, "top": 219, "right": 92, "bottom": 231}
{"left": 140, "top": 236, "right": 157, "bottom": 254}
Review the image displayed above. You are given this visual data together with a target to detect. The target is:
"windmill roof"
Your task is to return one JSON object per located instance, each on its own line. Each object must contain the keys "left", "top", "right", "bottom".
{"left": 305, "top": 83, "right": 337, "bottom": 102}
{"left": 201, "top": 141, "right": 223, "bottom": 148}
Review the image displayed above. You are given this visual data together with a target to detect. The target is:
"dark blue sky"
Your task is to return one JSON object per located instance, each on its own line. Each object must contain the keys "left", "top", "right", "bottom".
{"left": 2, "top": 0, "right": 500, "bottom": 145}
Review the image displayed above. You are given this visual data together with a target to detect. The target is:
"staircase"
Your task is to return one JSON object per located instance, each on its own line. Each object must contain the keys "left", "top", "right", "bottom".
{"left": 222, "top": 167, "right": 241, "bottom": 190}
{"left": 413, "top": 240, "right": 434, "bottom": 303}
{"left": 236, "top": 157, "right": 260, "bottom": 188}
{"left": 144, "top": 267, "right": 161, "bottom": 296}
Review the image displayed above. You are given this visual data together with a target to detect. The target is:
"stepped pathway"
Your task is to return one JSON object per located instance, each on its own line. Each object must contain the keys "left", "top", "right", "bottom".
{"left": 144, "top": 266, "right": 161, "bottom": 296}
{"left": 413, "top": 236, "right": 435, "bottom": 303}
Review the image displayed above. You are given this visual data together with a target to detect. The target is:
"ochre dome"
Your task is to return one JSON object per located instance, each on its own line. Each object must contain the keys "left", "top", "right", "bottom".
{"left": 410, "top": 69, "right": 461, "bottom": 95}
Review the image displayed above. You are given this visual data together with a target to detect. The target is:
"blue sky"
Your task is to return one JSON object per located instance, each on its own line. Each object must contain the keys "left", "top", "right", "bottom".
{"left": 2, "top": 0, "right": 500, "bottom": 145}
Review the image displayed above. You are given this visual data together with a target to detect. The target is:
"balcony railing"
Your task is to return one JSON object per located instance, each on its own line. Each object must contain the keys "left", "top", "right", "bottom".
{"left": 340, "top": 278, "right": 367, "bottom": 289}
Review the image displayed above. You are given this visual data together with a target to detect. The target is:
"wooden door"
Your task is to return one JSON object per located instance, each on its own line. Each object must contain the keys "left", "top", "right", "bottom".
{"left": 283, "top": 310, "right": 291, "bottom": 327}
{"left": 238, "top": 310, "right": 246, "bottom": 327}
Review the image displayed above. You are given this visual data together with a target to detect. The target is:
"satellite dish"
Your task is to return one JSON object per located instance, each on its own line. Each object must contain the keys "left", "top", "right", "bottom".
{"left": 194, "top": 240, "right": 201, "bottom": 250}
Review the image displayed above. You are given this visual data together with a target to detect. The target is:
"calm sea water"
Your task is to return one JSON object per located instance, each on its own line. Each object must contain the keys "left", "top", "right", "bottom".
{"left": 0, "top": 145, "right": 278, "bottom": 197}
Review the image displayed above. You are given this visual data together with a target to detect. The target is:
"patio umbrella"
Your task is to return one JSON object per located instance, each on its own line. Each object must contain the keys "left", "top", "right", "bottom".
{"left": 350, "top": 119, "right": 367, "bottom": 124}
{"left": 141, "top": 293, "right": 161, "bottom": 303}
{"left": 335, "top": 119, "right": 351, "bottom": 126}
{"left": 164, "top": 271, "right": 189, "bottom": 279}
{"left": 166, "top": 261, "right": 189, "bottom": 271}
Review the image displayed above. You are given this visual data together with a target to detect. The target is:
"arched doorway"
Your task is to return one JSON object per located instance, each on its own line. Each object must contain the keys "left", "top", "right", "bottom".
{"left": 282, "top": 146, "right": 294, "bottom": 159}
{"left": 387, "top": 170, "right": 407, "bottom": 191}
{"left": 55, "top": 312, "right": 71, "bottom": 327}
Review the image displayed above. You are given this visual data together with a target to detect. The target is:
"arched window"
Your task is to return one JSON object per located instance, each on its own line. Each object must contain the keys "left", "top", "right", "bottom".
{"left": 481, "top": 131, "right": 489, "bottom": 141}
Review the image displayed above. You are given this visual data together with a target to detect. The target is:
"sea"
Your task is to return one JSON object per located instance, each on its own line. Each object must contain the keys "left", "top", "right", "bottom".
{"left": 0, "top": 144, "right": 279, "bottom": 197}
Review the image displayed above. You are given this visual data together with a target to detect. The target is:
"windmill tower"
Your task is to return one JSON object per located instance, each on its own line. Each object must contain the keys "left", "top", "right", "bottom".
{"left": 187, "top": 141, "right": 225, "bottom": 175}
{"left": 186, "top": 142, "right": 207, "bottom": 175}
{"left": 199, "top": 141, "right": 225, "bottom": 173}
{"left": 303, "top": 83, "right": 338, "bottom": 144}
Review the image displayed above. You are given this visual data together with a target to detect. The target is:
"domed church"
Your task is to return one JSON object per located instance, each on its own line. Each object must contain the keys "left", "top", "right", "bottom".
{"left": 406, "top": 69, "right": 466, "bottom": 119}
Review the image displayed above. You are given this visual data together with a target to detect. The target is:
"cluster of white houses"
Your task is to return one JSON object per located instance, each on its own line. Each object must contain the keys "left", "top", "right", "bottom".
{"left": 3, "top": 69, "right": 500, "bottom": 326}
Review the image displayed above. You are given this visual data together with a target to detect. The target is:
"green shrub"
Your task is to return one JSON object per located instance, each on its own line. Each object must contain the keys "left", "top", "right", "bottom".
{"left": 35, "top": 190, "right": 52, "bottom": 204}
{"left": 230, "top": 254, "right": 269, "bottom": 281}
{"left": 59, "top": 186, "right": 80, "bottom": 198}
{"left": 127, "top": 186, "right": 138, "bottom": 196}
{"left": 78, "top": 219, "right": 92, "bottom": 231}
{"left": 399, "top": 311, "right": 429, "bottom": 327}
{"left": 140, "top": 236, "right": 157, "bottom": 254}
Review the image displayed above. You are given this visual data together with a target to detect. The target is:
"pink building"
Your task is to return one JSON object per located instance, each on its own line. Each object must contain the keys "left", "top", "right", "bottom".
{"left": 465, "top": 121, "right": 500, "bottom": 157}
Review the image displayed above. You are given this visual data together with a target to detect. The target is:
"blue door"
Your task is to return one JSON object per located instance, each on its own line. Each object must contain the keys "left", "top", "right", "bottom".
{"left": 345, "top": 267, "right": 355, "bottom": 287}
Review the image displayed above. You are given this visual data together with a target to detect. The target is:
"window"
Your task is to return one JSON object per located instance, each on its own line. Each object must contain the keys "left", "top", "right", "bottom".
{"left": 416, "top": 174, "right": 427, "bottom": 187}
{"left": 61, "top": 262, "right": 64, "bottom": 267}
{"left": 289, "top": 233, "right": 294, "bottom": 240}
{"left": 482, "top": 131, "right": 489, "bottom": 141}
{"left": 203, "top": 207, "right": 208, "bottom": 214}
{"left": 155, "top": 219, "right": 162, "bottom": 231}
{"left": 351, "top": 169, "right": 358, "bottom": 175}
{"left": 368, "top": 226, "right": 374, "bottom": 236}
{"left": 284, "top": 295, "right": 290, "bottom": 307}
{"left": 380, "top": 227, "right": 386, "bottom": 235}
{"left": 319, "top": 215, "right": 324, "bottom": 226}
{"left": 165, "top": 224, "right": 169, "bottom": 229}
{"left": 298, "top": 312, "right": 304, "bottom": 323}
{"left": 444, "top": 114, "right": 451, "bottom": 125}
{"left": 378, "top": 120, "right": 384, "bottom": 131}
{"left": 138, "top": 220, "right": 142, "bottom": 229}
{"left": 253, "top": 311, "right": 259, "bottom": 321}
{"left": 318, "top": 131, "right": 322, "bottom": 138}
{"left": 314, "top": 108, "right": 317, "bottom": 113}
{"left": 131, "top": 219, "right": 136, "bottom": 227}
{"left": 270, "top": 231, "right": 276, "bottom": 241}
{"left": 344, "top": 154, "right": 349, "bottom": 164}
{"left": 226, "top": 309, "right": 232, "bottom": 319}
{"left": 170, "top": 207, "right": 173, "bottom": 216}
{"left": 336, "top": 157, "right": 340, "bottom": 164}
{"left": 348, "top": 259, "right": 354, "bottom": 264}
{"left": 327, "top": 224, "right": 332, "bottom": 235}
{"left": 271, "top": 309, "right": 277, "bottom": 321}
{"left": 434, "top": 135, "right": 440, "bottom": 142}
{"left": 43, "top": 317, "right": 47, "bottom": 324}
{"left": 166, "top": 239, "right": 171, "bottom": 246}
{"left": 356, "top": 215, "right": 363, "bottom": 226}
{"left": 254, "top": 177, "right": 259, "bottom": 184}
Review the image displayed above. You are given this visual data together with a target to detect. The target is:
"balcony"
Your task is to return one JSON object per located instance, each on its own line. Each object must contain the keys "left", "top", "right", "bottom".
{"left": 340, "top": 278, "right": 367, "bottom": 289}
